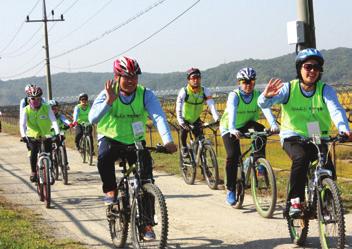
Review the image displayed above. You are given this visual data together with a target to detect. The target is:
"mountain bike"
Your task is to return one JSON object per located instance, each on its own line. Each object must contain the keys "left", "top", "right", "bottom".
{"left": 52, "top": 131, "right": 69, "bottom": 185}
{"left": 179, "top": 121, "right": 219, "bottom": 189}
{"left": 106, "top": 142, "right": 169, "bottom": 249}
{"left": 284, "top": 134, "right": 347, "bottom": 248}
{"left": 79, "top": 123, "right": 93, "bottom": 165}
{"left": 33, "top": 136, "right": 55, "bottom": 208}
{"left": 232, "top": 129, "right": 277, "bottom": 218}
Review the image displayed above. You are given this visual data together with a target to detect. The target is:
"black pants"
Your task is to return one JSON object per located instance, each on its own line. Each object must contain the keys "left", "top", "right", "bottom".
{"left": 283, "top": 138, "right": 335, "bottom": 201}
{"left": 222, "top": 121, "right": 266, "bottom": 191}
{"left": 180, "top": 119, "right": 203, "bottom": 147}
{"left": 97, "top": 137, "right": 153, "bottom": 193}
{"left": 28, "top": 138, "right": 52, "bottom": 174}
{"left": 75, "top": 124, "right": 94, "bottom": 151}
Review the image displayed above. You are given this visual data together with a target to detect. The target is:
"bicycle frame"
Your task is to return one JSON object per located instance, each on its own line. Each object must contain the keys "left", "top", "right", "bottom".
{"left": 188, "top": 123, "right": 216, "bottom": 167}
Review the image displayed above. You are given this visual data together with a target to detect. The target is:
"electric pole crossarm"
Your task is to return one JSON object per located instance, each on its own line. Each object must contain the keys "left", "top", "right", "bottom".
{"left": 25, "top": 0, "right": 64, "bottom": 100}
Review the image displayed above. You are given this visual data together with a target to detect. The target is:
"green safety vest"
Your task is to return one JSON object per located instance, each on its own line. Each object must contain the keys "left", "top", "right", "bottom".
{"left": 220, "top": 89, "right": 260, "bottom": 129}
{"left": 97, "top": 85, "right": 148, "bottom": 144}
{"left": 76, "top": 104, "right": 90, "bottom": 124}
{"left": 281, "top": 79, "right": 332, "bottom": 137}
{"left": 183, "top": 85, "right": 206, "bottom": 123}
{"left": 25, "top": 103, "right": 53, "bottom": 138}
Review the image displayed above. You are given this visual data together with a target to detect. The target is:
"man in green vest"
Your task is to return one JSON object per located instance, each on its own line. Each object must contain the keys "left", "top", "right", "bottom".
{"left": 89, "top": 56, "right": 177, "bottom": 241}
{"left": 19, "top": 85, "right": 60, "bottom": 182}
{"left": 176, "top": 68, "right": 219, "bottom": 157}
{"left": 220, "top": 67, "right": 279, "bottom": 206}
{"left": 73, "top": 93, "right": 93, "bottom": 152}
{"left": 258, "top": 48, "right": 352, "bottom": 217}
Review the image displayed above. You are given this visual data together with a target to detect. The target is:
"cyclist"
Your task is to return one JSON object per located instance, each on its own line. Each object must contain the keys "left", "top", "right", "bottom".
{"left": 220, "top": 67, "right": 279, "bottom": 206}
{"left": 73, "top": 93, "right": 93, "bottom": 152}
{"left": 19, "top": 85, "right": 60, "bottom": 182}
{"left": 49, "top": 99, "right": 72, "bottom": 170}
{"left": 48, "top": 100, "right": 72, "bottom": 130}
{"left": 176, "top": 67, "right": 219, "bottom": 157}
{"left": 89, "top": 56, "right": 177, "bottom": 241}
{"left": 258, "top": 48, "right": 352, "bottom": 217}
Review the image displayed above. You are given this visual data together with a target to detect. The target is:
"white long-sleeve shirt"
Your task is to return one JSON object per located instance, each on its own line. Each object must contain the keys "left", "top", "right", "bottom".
{"left": 20, "top": 105, "right": 59, "bottom": 137}
{"left": 176, "top": 86, "right": 219, "bottom": 125}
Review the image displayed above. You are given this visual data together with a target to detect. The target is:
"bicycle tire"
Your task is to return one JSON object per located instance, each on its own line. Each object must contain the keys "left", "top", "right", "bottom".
{"left": 201, "top": 144, "right": 219, "bottom": 190}
{"left": 317, "top": 178, "right": 345, "bottom": 249}
{"left": 232, "top": 174, "right": 245, "bottom": 209}
{"left": 251, "top": 158, "right": 277, "bottom": 218}
{"left": 52, "top": 150, "right": 59, "bottom": 180}
{"left": 179, "top": 146, "right": 196, "bottom": 185}
{"left": 108, "top": 188, "right": 129, "bottom": 248}
{"left": 85, "top": 136, "right": 93, "bottom": 166}
{"left": 79, "top": 137, "right": 86, "bottom": 163}
{"left": 59, "top": 146, "right": 68, "bottom": 185}
{"left": 131, "top": 183, "right": 168, "bottom": 249}
{"left": 36, "top": 161, "right": 44, "bottom": 202}
{"left": 42, "top": 158, "right": 51, "bottom": 208}
{"left": 286, "top": 181, "right": 309, "bottom": 246}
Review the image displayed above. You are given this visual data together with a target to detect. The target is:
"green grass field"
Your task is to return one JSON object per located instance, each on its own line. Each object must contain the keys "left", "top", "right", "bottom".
{"left": 0, "top": 195, "right": 86, "bottom": 249}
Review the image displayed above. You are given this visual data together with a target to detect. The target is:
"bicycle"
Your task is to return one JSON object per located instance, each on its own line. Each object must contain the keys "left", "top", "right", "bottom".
{"left": 78, "top": 123, "right": 93, "bottom": 165}
{"left": 232, "top": 129, "right": 277, "bottom": 218}
{"left": 284, "top": 134, "right": 348, "bottom": 248}
{"left": 32, "top": 136, "right": 55, "bottom": 208}
{"left": 179, "top": 121, "right": 219, "bottom": 189}
{"left": 52, "top": 131, "right": 69, "bottom": 185}
{"left": 106, "top": 141, "right": 169, "bottom": 249}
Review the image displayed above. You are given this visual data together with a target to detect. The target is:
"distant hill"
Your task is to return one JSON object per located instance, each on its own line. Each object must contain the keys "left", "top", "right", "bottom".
{"left": 1, "top": 47, "right": 352, "bottom": 106}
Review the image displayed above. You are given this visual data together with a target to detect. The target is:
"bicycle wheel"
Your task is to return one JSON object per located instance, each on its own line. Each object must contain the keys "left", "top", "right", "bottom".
{"left": 52, "top": 150, "right": 59, "bottom": 181}
{"left": 317, "top": 178, "right": 345, "bottom": 249}
{"left": 232, "top": 174, "right": 245, "bottom": 209}
{"left": 108, "top": 188, "right": 129, "bottom": 248}
{"left": 36, "top": 162, "right": 44, "bottom": 202}
{"left": 85, "top": 136, "right": 93, "bottom": 166}
{"left": 251, "top": 158, "right": 277, "bottom": 218}
{"left": 286, "top": 182, "right": 309, "bottom": 246}
{"left": 59, "top": 146, "right": 68, "bottom": 185}
{"left": 179, "top": 147, "right": 196, "bottom": 185}
{"left": 42, "top": 158, "right": 51, "bottom": 208}
{"left": 131, "top": 183, "right": 168, "bottom": 249}
{"left": 201, "top": 144, "right": 219, "bottom": 190}
{"left": 79, "top": 137, "right": 86, "bottom": 163}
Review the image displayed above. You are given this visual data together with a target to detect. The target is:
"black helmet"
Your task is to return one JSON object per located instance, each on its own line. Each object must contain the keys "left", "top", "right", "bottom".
{"left": 186, "top": 68, "right": 201, "bottom": 79}
{"left": 79, "top": 93, "right": 88, "bottom": 100}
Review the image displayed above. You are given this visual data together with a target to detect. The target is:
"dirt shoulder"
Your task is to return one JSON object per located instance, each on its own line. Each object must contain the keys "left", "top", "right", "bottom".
{"left": 0, "top": 133, "right": 351, "bottom": 249}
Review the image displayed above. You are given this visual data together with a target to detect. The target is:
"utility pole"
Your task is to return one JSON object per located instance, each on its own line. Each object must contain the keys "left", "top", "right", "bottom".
{"left": 26, "top": 0, "right": 64, "bottom": 100}
{"left": 296, "top": 0, "right": 316, "bottom": 51}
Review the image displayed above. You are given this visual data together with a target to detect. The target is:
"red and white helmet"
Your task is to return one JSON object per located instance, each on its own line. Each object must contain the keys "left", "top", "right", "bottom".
{"left": 26, "top": 85, "right": 43, "bottom": 97}
{"left": 24, "top": 84, "right": 33, "bottom": 95}
{"left": 113, "top": 56, "right": 141, "bottom": 77}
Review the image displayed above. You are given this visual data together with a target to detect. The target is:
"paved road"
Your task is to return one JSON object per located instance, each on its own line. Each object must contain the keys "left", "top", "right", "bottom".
{"left": 0, "top": 132, "right": 351, "bottom": 249}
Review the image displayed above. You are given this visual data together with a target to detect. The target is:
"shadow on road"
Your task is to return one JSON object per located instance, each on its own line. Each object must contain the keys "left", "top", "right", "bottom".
{"left": 166, "top": 235, "right": 342, "bottom": 248}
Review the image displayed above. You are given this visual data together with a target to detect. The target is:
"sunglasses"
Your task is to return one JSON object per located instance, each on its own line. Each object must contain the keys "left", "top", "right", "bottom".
{"left": 29, "top": 97, "right": 41, "bottom": 101}
{"left": 302, "top": 63, "right": 322, "bottom": 72}
{"left": 80, "top": 98, "right": 88, "bottom": 101}
{"left": 239, "top": 79, "right": 255, "bottom": 85}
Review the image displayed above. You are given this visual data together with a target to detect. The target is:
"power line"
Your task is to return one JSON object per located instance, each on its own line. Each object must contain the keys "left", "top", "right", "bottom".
{"left": 1, "top": 60, "right": 44, "bottom": 80}
{"left": 53, "top": 0, "right": 113, "bottom": 44}
{"left": 2, "top": 26, "right": 42, "bottom": 57}
{"left": 51, "top": 0, "right": 167, "bottom": 60}
{"left": 0, "top": 0, "right": 41, "bottom": 54}
{"left": 53, "top": 0, "right": 201, "bottom": 70}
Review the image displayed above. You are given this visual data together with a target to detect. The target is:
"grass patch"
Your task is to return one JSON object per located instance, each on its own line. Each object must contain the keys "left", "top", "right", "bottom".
{"left": 0, "top": 195, "right": 86, "bottom": 249}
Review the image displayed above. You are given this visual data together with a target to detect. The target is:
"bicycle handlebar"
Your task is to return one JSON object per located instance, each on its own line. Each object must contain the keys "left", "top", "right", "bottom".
{"left": 242, "top": 128, "right": 277, "bottom": 139}
{"left": 284, "top": 134, "right": 349, "bottom": 144}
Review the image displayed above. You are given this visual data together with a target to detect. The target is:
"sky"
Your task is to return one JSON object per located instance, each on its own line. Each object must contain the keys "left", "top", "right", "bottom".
{"left": 0, "top": 0, "right": 351, "bottom": 80}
